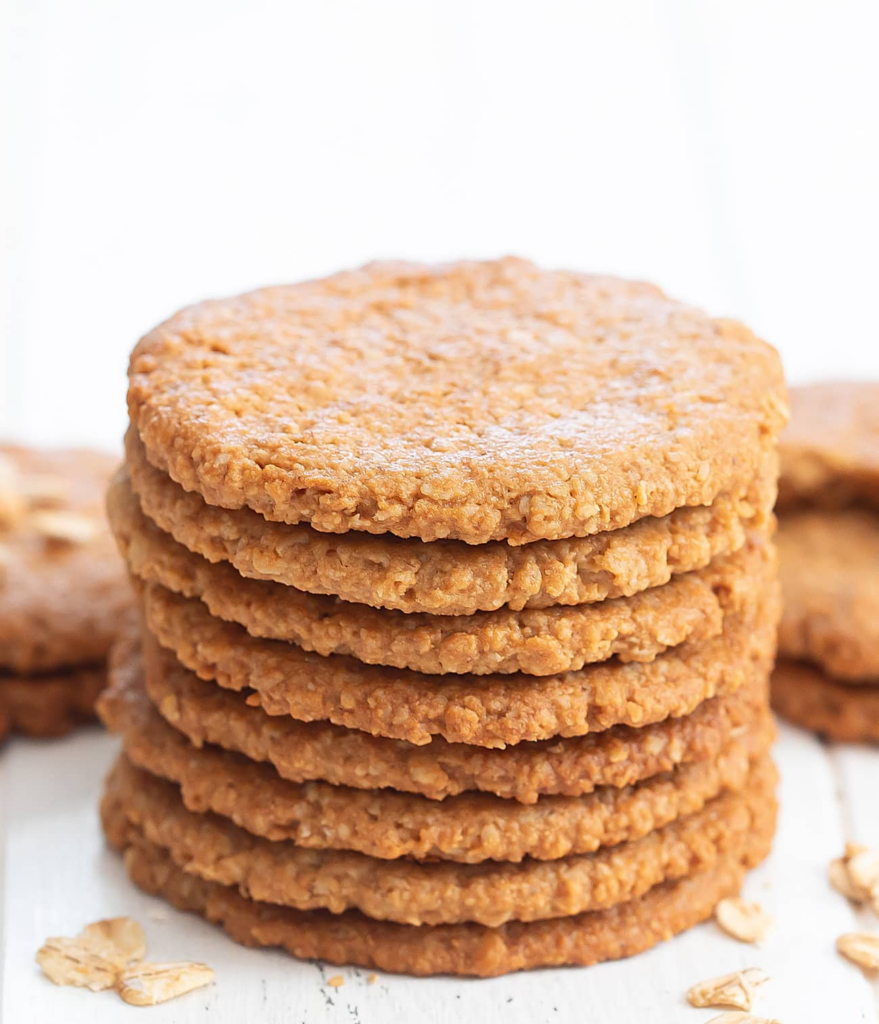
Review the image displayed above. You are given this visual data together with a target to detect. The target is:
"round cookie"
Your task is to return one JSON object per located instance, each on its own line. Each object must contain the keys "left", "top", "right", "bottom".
{"left": 771, "top": 660, "right": 879, "bottom": 743}
{"left": 111, "top": 471, "right": 771, "bottom": 677}
{"left": 141, "top": 578, "right": 779, "bottom": 748}
{"left": 0, "top": 446, "right": 130, "bottom": 673}
{"left": 126, "top": 428, "right": 777, "bottom": 616}
{"left": 778, "top": 381, "right": 879, "bottom": 511}
{"left": 103, "top": 754, "right": 776, "bottom": 927}
{"left": 778, "top": 510, "right": 879, "bottom": 681}
{"left": 111, "top": 824, "right": 774, "bottom": 977}
{"left": 0, "top": 665, "right": 105, "bottom": 740}
{"left": 128, "top": 259, "right": 787, "bottom": 545}
{"left": 99, "top": 663, "right": 773, "bottom": 864}
{"left": 123, "top": 634, "right": 769, "bottom": 803}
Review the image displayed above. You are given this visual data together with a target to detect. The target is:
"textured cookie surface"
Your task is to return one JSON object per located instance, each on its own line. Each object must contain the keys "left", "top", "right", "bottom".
{"left": 141, "top": 574, "right": 779, "bottom": 747}
{"left": 126, "top": 429, "right": 777, "bottom": 615}
{"left": 107, "top": 802, "right": 776, "bottom": 976}
{"left": 779, "top": 381, "right": 879, "bottom": 511}
{"left": 128, "top": 259, "right": 786, "bottom": 544}
{"left": 99, "top": 658, "right": 773, "bottom": 863}
{"left": 0, "top": 665, "right": 105, "bottom": 741}
{"left": 771, "top": 659, "right": 879, "bottom": 743}
{"left": 130, "top": 632, "right": 768, "bottom": 802}
{"left": 112, "top": 471, "right": 771, "bottom": 676}
{"left": 0, "top": 446, "right": 130, "bottom": 672}
{"left": 103, "top": 754, "right": 775, "bottom": 927}
{"left": 778, "top": 510, "right": 879, "bottom": 681}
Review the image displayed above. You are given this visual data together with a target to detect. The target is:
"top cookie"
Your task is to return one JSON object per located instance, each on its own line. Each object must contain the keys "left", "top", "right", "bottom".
{"left": 128, "top": 259, "right": 786, "bottom": 545}
{"left": 0, "top": 445, "right": 131, "bottom": 673}
{"left": 779, "top": 381, "right": 879, "bottom": 511}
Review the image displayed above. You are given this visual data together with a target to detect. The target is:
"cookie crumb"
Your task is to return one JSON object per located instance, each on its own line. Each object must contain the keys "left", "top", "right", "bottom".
{"left": 687, "top": 968, "right": 769, "bottom": 1010}
{"left": 367, "top": 973, "right": 378, "bottom": 985}
{"left": 715, "top": 897, "right": 772, "bottom": 943}
{"left": 327, "top": 975, "right": 344, "bottom": 988}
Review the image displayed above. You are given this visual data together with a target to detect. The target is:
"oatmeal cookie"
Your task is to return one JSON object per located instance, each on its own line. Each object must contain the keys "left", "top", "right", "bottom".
{"left": 99, "top": 656, "right": 773, "bottom": 863}
{"left": 128, "top": 259, "right": 786, "bottom": 544}
{"left": 778, "top": 510, "right": 879, "bottom": 681}
{"left": 0, "top": 446, "right": 130, "bottom": 673}
{"left": 140, "top": 577, "right": 779, "bottom": 747}
{"left": 111, "top": 470, "right": 772, "bottom": 676}
{"left": 771, "top": 660, "right": 879, "bottom": 743}
{"left": 125, "top": 428, "right": 776, "bottom": 615}
{"left": 102, "top": 754, "right": 776, "bottom": 927}
{"left": 778, "top": 381, "right": 879, "bottom": 511}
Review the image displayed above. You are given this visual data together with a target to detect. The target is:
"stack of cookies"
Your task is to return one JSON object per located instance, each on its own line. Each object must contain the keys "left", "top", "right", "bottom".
{"left": 99, "top": 259, "right": 787, "bottom": 977}
{"left": 0, "top": 445, "right": 130, "bottom": 740}
{"left": 773, "top": 381, "right": 879, "bottom": 742}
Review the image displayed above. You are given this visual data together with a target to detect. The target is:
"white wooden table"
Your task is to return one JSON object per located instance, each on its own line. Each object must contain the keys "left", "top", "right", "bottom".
{"left": 1, "top": 722, "right": 876, "bottom": 1023}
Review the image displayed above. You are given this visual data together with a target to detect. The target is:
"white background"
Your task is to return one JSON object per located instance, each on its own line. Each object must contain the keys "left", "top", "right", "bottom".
{"left": 2, "top": 2, "right": 879, "bottom": 1022}
{"left": 2, "top": 0, "right": 879, "bottom": 450}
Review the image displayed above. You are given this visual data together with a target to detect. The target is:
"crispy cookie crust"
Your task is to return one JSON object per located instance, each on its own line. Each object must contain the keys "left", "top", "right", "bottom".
{"left": 133, "top": 633, "right": 769, "bottom": 802}
{"left": 102, "top": 754, "right": 775, "bottom": 927}
{"left": 771, "top": 660, "right": 879, "bottom": 743}
{"left": 0, "top": 446, "right": 130, "bottom": 673}
{"left": 140, "top": 575, "right": 779, "bottom": 748}
{"left": 128, "top": 259, "right": 786, "bottom": 545}
{"left": 778, "top": 381, "right": 879, "bottom": 512}
{"left": 0, "top": 664, "right": 104, "bottom": 740}
{"left": 111, "top": 471, "right": 772, "bottom": 677}
{"left": 778, "top": 510, "right": 879, "bottom": 681}
{"left": 99, "top": 656, "right": 773, "bottom": 864}
{"left": 126, "top": 429, "right": 777, "bottom": 616}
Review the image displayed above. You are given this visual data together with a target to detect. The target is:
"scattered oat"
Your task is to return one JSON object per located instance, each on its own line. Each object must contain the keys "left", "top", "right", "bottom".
{"left": 36, "top": 917, "right": 145, "bottom": 992}
{"left": 715, "top": 898, "right": 773, "bottom": 943}
{"left": 118, "top": 961, "right": 215, "bottom": 1006}
{"left": 367, "top": 973, "right": 378, "bottom": 985}
{"left": 327, "top": 975, "right": 344, "bottom": 988}
{"left": 706, "top": 1014, "right": 782, "bottom": 1024}
{"left": 829, "top": 844, "right": 879, "bottom": 912}
{"left": 77, "top": 917, "right": 145, "bottom": 970}
{"left": 836, "top": 932, "right": 879, "bottom": 973}
{"left": 687, "top": 968, "right": 769, "bottom": 1011}
{"left": 36, "top": 938, "right": 119, "bottom": 992}
{"left": 31, "top": 509, "right": 100, "bottom": 544}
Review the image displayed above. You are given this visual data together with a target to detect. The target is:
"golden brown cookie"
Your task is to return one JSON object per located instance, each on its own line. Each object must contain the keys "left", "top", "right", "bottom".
{"left": 99, "top": 657, "right": 774, "bottom": 864}
{"left": 771, "top": 660, "right": 879, "bottom": 743}
{"left": 778, "top": 381, "right": 879, "bottom": 511}
{"left": 140, "top": 574, "right": 779, "bottom": 748}
{"left": 127, "top": 259, "right": 786, "bottom": 545}
{"left": 0, "top": 665, "right": 105, "bottom": 740}
{"left": 102, "top": 753, "right": 775, "bottom": 927}
{"left": 107, "top": 795, "right": 776, "bottom": 976}
{"left": 778, "top": 510, "right": 879, "bottom": 681}
{"left": 111, "top": 471, "right": 772, "bottom": 677}
{"left": 0, "top": 446, "right": 130, "bottom": 673}
{"left": 131, "top": 632, "right": 768, "bottom": 802}
{"left": 125, "top": 428, "right": 777, "bottom": 616}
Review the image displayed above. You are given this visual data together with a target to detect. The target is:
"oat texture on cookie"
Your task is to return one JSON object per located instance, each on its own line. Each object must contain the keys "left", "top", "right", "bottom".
{"left": 104, "top": 259, "right": 785, "bottom": 976}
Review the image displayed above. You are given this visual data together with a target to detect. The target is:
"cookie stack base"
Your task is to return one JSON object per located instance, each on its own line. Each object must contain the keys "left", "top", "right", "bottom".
{"left": 107, "top": 813, "right": 774, "bottom": 979}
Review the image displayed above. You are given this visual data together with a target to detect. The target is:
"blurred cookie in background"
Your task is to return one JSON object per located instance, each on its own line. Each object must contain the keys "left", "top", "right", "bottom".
{"left": 0, "top": 445, "right": 131, "bottom": 741}
{"left": 774, "top": 381, "right": 879, "bottom": 742}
